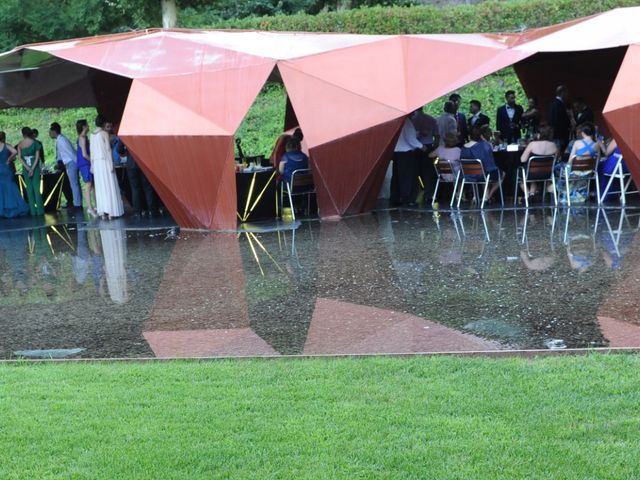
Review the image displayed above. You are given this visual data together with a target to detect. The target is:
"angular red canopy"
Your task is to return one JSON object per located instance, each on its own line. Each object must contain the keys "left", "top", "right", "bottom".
{"left": 0, "top": 7, "right": 638, "bottom": 229}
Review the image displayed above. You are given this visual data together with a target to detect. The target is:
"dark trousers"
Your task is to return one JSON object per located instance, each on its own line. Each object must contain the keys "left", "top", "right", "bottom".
{"left": 391, "top": 150, "right": 418, "bottom": 205}
{"left": 417, "top": 146, "right": 437, "bottom": 200}
{"left": 127, "top": 166, "right": 156, "bottom": 213}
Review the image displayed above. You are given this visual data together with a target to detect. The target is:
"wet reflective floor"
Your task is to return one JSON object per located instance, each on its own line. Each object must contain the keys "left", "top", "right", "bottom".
{"left": 1, "top": 207, "right": 640, "bottom": 359}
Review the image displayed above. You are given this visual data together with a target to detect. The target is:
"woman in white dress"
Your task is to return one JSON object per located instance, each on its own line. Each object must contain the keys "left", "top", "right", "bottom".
{"left": 91, "top": 115, "right": 123, "bottom": 219}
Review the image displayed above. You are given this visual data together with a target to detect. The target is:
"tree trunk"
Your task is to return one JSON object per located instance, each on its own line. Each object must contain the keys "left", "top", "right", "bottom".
{"left": 161, "top": 0, "right": 177, "bottom": 28}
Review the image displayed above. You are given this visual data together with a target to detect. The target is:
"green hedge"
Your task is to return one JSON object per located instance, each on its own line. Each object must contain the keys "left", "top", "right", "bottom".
{"left": 189, "top": 0, "right": 638, "bottom": 33}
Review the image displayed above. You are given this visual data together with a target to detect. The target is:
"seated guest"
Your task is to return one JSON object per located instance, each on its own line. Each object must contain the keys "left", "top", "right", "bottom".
{"left": 429, "top": 132, "right": 461, "bottom": 182}
{"left": 519, "top": 125, "right": 558, "bottom": 197}
{"left": 270, "top": 133, "right": 292, "bottom": 173}
{"left": 292, "top": 127, "right": 304, "bottom": 142}
{"left": 521, "top": 96, "right": 540, "bottom": 138}
{"left": 496, "top": 90, "right": 523, "bottom": 143}
{"left": 460, "top": 126, "right": 503, "bottom": 201}
{"left": 0, "top": 131, "right": 29, "bottom": 218}
{"left": 279, "top": 137, "right": 309, "bottom": 184}
{"left": 568, "top": 123, "right": 602, "bottom": 162}
{"left": 468, "top": 100, "right": 490, "bottom": 131}
{"left": 436, "top": 101, "right": 458, "bottom": 146}
{"left": 559, "top": 123, "right": 603, "bottom": 203}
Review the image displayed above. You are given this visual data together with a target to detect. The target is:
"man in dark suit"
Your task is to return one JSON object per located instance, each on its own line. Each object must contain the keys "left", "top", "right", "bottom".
{"left": 449, "top": 93, "right": 468, "bottom": 144}
{"left": 547, "top": 85, "right": 571, "bottom": 150}
{"left": 496, "top": 90, "right": 524, "bottom": 144}
{"left": 468, "top": 100, "right": 490, "bottom": 131}
{"left": 573, "top": 97, "right": 594, "bottom": 126}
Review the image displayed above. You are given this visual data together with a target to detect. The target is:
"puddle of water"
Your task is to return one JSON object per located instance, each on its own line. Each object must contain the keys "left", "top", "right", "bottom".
{"left": 1, "top": 207, "right": 639, "bottom": 359}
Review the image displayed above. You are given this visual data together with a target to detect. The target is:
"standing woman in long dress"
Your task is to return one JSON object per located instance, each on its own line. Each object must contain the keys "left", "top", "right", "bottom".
{"left": 91, "top": 115, "right": 123, "bottom": 219}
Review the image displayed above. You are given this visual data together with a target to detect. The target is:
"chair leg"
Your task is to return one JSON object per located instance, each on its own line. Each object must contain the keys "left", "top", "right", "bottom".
{"left": 457, "top": 179, "right": 465, "bottom": 208}
{"left": 432, "top": 178, "right": 440, "bottom": 206}
{"left": 514, "top": 169, "right": 520, "bottom": 206}
{"left": 595, "top": 172, "right": 601, "bottom": 206}
{"left": 551, "top": 174, "right": 558, "bottom": 206}
{"left": 564, "top": 168, "right": 571, "bottom": 207}
{"left": 287, "top": 182, "right": 296, "bottom": 221}
{"left": 480, "top": 181, "right": 489, "bottom": 209}
{"left": 523, "top": 176, "right": 529, "bottom": 208}
{"left": 498, "top": 174, "right": 504, "bottom": 206}
{"left": 450, "top": 172, "right": 460, "bottom": 208}
{"left": 619, "top": 165, "right": 627, "bottom": 206}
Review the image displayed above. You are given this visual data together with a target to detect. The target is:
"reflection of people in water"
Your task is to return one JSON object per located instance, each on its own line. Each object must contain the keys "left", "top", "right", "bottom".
{"left": 519, "top": 211, "right": 555, "bottom": 271}
{"left": 99, "top": 223, "right": 128, "bottom": 304}
{"left": 72, "top": 228, "right": 92, "bottom": 285}
{"left": 566, "top": 235, "right": 595, "bottom": 273}
{"left": 0, "top": 229, "right": 29, "bottom": 293}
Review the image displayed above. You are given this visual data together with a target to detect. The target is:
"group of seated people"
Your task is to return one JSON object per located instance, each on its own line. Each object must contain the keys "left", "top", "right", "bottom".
{"left": 390, "top": 84, "right": 628, "bottom": 206}
{"left": 0, "top": 117, "right": 159, "bottom": 220}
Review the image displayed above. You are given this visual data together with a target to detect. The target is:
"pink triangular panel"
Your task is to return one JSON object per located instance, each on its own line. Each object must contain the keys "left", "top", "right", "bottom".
{"left": 284, "top": 37, "right": 408, "bottom": 111}
{"left": 279, "top": 62, "right": 404, "bottom": 148}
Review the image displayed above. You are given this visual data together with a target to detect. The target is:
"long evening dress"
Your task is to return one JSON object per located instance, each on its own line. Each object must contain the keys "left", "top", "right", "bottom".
{"left": 0, "top": 144, "right": 29, "bottom": 218}
{"left": 90, "top": 128, "right": 123, "bottom": 217}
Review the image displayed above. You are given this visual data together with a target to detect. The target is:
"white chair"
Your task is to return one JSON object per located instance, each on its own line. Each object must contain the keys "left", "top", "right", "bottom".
{"left": 280, "top": 169, "right": 315, "bottom": 221}
{"left": 457, "top": 159, "right": 504, "bottom": 209}
{"left": 432, "top": 159, "right": 460, "bottom": 207}
{"left": 558, "top": 156, "right": 600, "bottom": 207}
{"left": 599, "top": 153, "right": 637, "bottom": 205}
{"left": 514, "top": 155, "right": 557, "bottom": 207}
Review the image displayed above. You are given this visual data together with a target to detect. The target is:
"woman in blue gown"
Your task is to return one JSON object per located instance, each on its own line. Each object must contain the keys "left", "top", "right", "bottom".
{"left": 0, "top": 131, "right": 29, "bottom": 218}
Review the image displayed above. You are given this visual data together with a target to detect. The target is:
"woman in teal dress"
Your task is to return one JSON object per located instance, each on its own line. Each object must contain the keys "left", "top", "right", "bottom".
{"left": 17, "top": 127, "right": 44, "bottom": 216}
{"left": 0, "top": 131, "right": 29, "bottom": 218}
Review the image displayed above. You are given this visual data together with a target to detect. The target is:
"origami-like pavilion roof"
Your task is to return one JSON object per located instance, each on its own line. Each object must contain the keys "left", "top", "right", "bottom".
{"left": 0, "top": 7, "right": 638, "bottom": 230}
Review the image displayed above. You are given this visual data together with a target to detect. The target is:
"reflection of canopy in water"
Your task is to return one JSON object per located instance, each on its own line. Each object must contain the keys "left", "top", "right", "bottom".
{"left": 1, "top": 7, "right": 639, "bottom": 230}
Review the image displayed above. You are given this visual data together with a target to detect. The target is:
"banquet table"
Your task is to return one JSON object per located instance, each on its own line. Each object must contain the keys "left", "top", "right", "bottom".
{"left": 15, "top": 171, "right": 65, "bottom": 213}
{"left": 236, "top": 168, "right": 277, "bottom": 222}
{"left": 494, "top": 146, "right": 525, "bottom": 200}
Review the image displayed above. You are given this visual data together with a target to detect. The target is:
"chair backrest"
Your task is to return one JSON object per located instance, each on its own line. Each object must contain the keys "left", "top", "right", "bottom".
{"left": 570, "top": 156, "right": 598, "bottom": 172}
{"left": 434, "top": 159, "right": 455, "bottom": 176}
{"left": 290, "top": 169, "right": 314, "bottom": 190}
{"left": 459, "top": 159, "right": 485, "bottom": 177}
{"left": 525, "top": 155, "right": 555, "bottom": 178}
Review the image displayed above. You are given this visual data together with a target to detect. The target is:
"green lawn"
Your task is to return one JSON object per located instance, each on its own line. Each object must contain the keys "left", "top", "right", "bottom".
{"left": 1, "top": 354, "right": 639, "bottom": 479}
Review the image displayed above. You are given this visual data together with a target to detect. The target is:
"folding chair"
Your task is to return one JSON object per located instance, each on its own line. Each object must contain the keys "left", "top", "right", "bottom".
{"left": 432, "top": 159, "right": 460, "bottom": 207}
{"left": 599, "top": 153, "right": 638, "bottom": 205}
{"left": 514, "top": 155, "right": 557, "bottom": 207}
{"left": 280, "top": 168, "right": 315, "bottom": 221}
{"left": 558, "top": 156, "right": 600, "bottom": 207}
{"left": 456, "top": 159, "right": 504, "bottom": 209}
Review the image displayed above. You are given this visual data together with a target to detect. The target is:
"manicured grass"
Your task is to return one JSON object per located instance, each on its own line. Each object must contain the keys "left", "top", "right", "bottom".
{"left": 1, "top": 354, "right": 639, "bottom": 479}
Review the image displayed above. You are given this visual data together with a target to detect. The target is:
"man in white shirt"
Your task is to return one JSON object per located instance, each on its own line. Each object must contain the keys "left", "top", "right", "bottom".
{"left": 392, "top": 117, "right": 425, "bottom": 207}
{"left": 411, "top": 107, "right": 439, "bottom": 203}
{"left": 49, "top": 122, "right": 82, "bottom": 209}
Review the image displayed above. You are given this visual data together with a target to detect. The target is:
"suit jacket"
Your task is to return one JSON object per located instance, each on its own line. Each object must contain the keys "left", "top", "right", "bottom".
{"left": 496, "top": 104, "right": 524, "bottom": 142}
{"left": 547, "top": 98, "right": 571, "bottom": 145}
{"left": 456, "top": 112, "right": 468, "bottom": 143}
{"left": 574, "top": 107, "right": 594, "bottom": 126}
{"left": 468, "top": 113, "right": 490, "bottom": 131}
